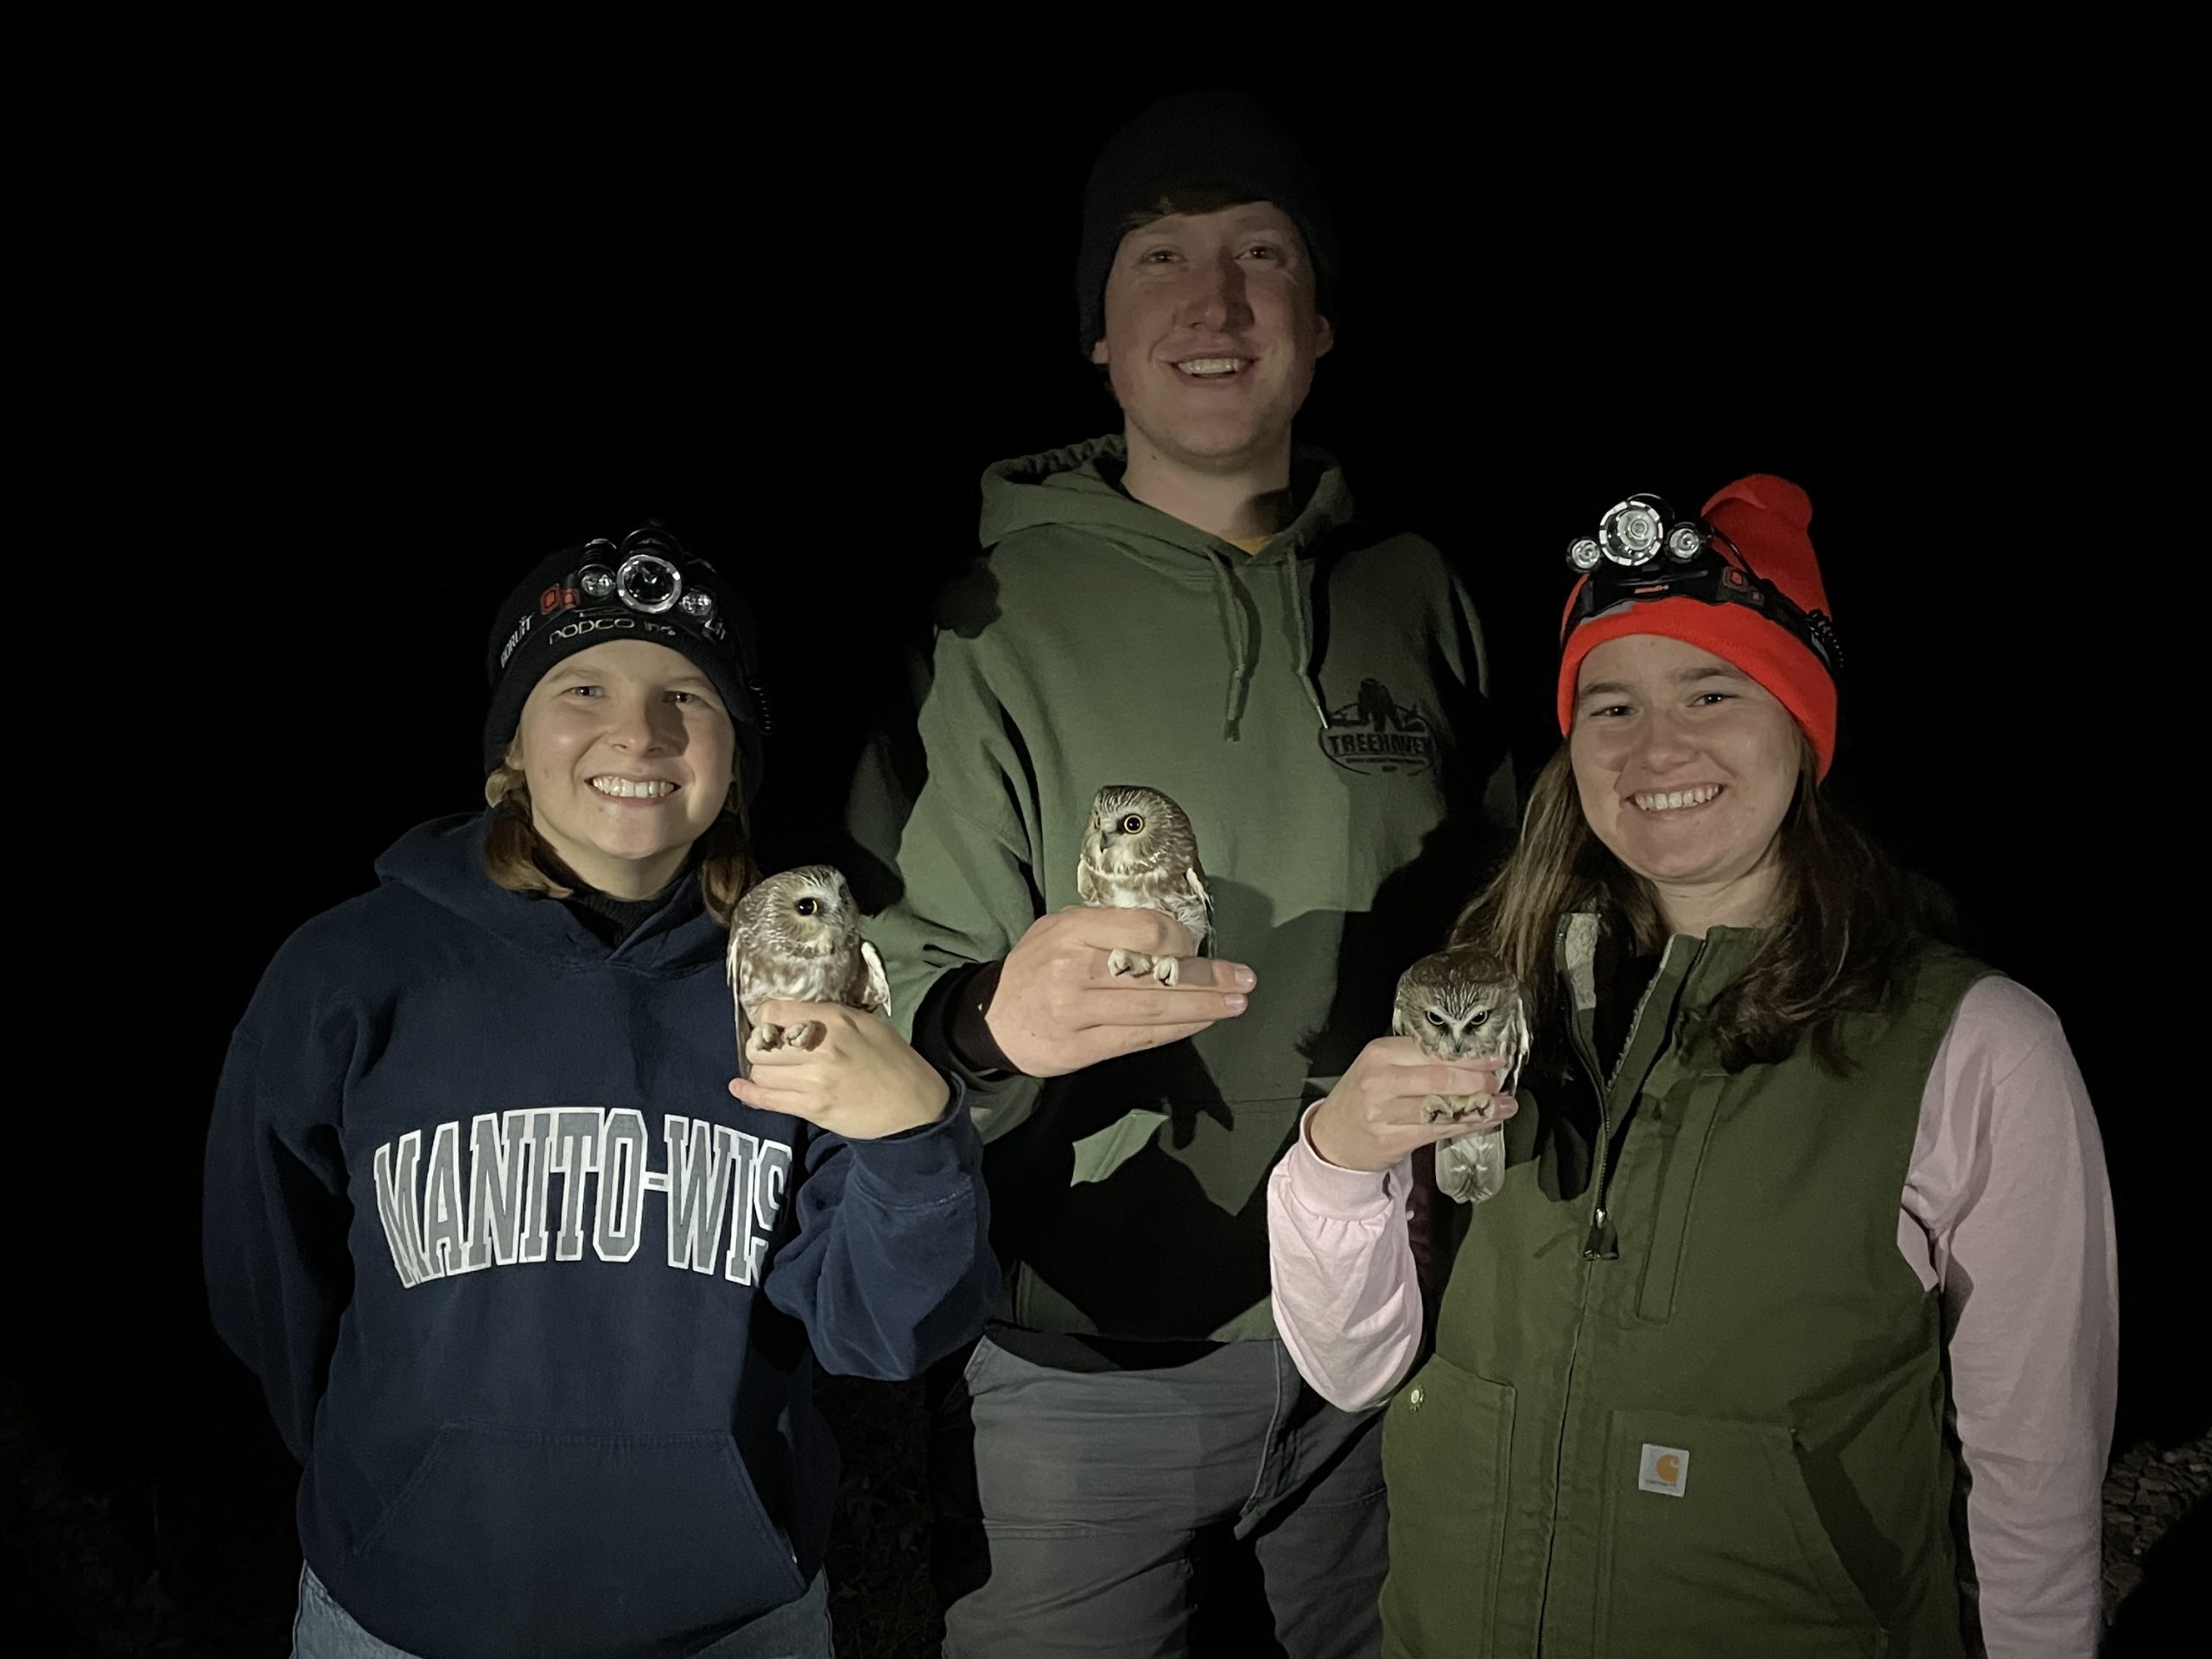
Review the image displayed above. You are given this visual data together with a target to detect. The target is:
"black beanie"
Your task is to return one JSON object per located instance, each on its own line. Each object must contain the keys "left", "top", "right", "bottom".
{"left": 1075, "top": 88, "right": 1338, "bottom": 355}
{"left": 482, "top": 526, "right": 769, "bottom": 801}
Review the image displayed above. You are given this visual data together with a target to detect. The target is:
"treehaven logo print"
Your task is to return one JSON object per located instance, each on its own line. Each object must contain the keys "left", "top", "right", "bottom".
{"left": 1319, "top": 678, "right": 1438, "bottom": 775}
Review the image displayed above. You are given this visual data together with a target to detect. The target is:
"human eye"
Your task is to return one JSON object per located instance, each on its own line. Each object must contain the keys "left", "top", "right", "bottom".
{"left": 563, "top": 683, "right": 602, "bottom": 699}
{"left": 1240, "top": 240, "right": 1284, "bottom": 262}
{"left": 1690, "top": 690, "right": 1735, "bottom": 708}
{"left": 1137, "top": 244, "right": 1179, "bottom": 264}
{"left": 1584, "top": 701, "right": 1633, "bottom": 720}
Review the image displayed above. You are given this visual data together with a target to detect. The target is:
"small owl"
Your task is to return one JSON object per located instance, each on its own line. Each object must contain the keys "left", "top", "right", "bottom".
{"left": 1391, "top": 947, "right": 1532, "bottom": 1205}
{"left": 725, "top": 866, "right": 890, "bottom": 1075}
{"left": 1076, "top": 784, "right": 1212, "bottom": 985}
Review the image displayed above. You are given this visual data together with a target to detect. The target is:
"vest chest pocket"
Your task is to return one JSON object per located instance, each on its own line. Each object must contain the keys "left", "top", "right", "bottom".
{"left": 1632, "top": 1076, "right": 1726, "bottom": 1325}
{"left": 1379, "top": 1356, "right": 1513, "bottom": 1658}
{"left": 1596, "top": 1410, "right": 1887, "bottom": 1659}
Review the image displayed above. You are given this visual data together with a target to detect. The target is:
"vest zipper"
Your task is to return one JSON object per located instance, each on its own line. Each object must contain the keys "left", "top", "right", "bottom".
{"left": 1534, "top": 1236, "right": 1600, "bottom": 1634}
{"left": 1580, "top": 941, "right": 1690, "bottom": 1261}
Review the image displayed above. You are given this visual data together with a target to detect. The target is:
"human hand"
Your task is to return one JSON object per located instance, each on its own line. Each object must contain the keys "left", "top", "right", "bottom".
{"left": 984, "top": 906, "right": 1255, "bottom": 1078}
{"left": 1306, "top": 1036, "right": 1520, "bottom": 1174}
{"left": 728, "top": 1001, "right": 950, "bottom": 1141}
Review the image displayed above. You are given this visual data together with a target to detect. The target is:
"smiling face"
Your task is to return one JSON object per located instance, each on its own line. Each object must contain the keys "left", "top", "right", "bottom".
{"left": 505, "top": 639, "right": 735, "bottom": 899}
{"left": 1089, "top": 200, "right": 1332, "bottom": 477}
{"left": 1568, "top": 633, "right": 1806, "bottom": 936}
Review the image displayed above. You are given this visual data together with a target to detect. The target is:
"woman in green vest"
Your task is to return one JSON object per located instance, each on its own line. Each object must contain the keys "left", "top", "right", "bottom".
{"left": 1268, "top": 477, "right": 2116, "bottom": 1658}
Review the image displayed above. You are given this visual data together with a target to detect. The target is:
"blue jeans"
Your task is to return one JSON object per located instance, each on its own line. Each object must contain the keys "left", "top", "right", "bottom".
{"left": 291, "top": 1561, "right": 833, "bottom": 1659}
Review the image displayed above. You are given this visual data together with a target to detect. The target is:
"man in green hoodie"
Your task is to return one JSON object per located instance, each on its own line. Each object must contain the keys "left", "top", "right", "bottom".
{"left": 850, "top": 91, "right": 1516, "bottom": 1656}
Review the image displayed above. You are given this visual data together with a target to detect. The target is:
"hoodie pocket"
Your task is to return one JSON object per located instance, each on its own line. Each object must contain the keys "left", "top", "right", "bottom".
{"left": 1596, "top": 1410, "right": 1886, "bottom": 1659}
{"left": 347, "top": 1424, "right": 804, "bottom": 1653}
{"left": 1378, "top": 1355, "right": 1513, "bottom": 1657}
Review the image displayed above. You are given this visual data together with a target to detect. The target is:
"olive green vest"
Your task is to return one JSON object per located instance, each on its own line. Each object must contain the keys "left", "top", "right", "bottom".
{"left": 1380, "top": 921, "right": 1989, "bottom": 1659}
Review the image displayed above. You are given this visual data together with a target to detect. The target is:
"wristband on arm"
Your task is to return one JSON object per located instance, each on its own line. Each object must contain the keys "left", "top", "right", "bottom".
{"left": 947, "top": 959, "right": 1019, "bottom": 1077}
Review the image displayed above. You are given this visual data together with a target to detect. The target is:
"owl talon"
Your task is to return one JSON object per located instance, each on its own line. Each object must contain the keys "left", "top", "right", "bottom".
{"left": 1153, "top": 955, "right": 1179, "bottom": 987}
{"left": 786, "top": 1020, "right": 826, "bottom": 1052}
{"left": 1424, "top": 1093, "right": 1499, "bottom": 1123}
{"left": 1108, "top": 949, "right": 1152, "bottom": 979}
{"left": 753, "top": 1022, "right": 785, "bottom": 1053}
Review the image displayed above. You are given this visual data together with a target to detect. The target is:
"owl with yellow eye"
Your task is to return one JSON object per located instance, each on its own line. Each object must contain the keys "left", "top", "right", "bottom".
{"left": 725, "top": 865, "right": 890, "bottom": 1076}
{"left": 1076, "top": 785, "right": 1213, "bottom": 985}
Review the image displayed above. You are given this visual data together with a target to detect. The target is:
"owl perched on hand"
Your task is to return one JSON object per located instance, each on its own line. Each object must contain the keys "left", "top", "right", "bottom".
{"left": 1076, "top": 785, "right": 1212, "bottom": 985}
{"left": 1392, "top": 947, "right": 1532, "bottom": 1205}
{"left": 726, "top": 866, "right": 890, "bottom": 1075}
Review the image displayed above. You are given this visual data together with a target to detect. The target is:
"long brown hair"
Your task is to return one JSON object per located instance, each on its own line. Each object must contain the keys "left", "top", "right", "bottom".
{"left": 1452, "top": 741, "right": 1953, "bottom": 1074}
{"left": 480, "top": 766, "right": 760, "bottom": 927}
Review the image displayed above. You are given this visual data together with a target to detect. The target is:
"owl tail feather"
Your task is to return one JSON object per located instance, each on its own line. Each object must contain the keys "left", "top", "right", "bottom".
{"left": 1436, "top": 1126, "right": 1506, "bottom": 1205}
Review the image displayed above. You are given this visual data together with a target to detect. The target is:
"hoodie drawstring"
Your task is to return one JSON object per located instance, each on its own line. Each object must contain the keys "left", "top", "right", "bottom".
{"left": 1208, "top": 550, "right": 1257, "bottom": 740}
{"left": 1285, "top": 559, "right": 1330, "bottom": 731}
{"left": 1208, "top": 550, "right": 1331, "bottom": 740}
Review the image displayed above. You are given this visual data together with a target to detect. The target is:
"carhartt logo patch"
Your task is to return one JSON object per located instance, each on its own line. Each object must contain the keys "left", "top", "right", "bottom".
{"left": 1637, "top": 1443, "right": 1689, "bottom": 1497}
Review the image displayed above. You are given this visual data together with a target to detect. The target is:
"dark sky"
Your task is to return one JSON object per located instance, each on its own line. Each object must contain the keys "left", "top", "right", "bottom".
{"left": 25, "top": 65, "right": 2171, "bottom": 1633}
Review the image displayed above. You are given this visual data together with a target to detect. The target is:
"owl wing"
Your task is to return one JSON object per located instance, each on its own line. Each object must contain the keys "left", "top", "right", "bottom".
{"left": 727, "top": 928, "right": 753, "bottom": 1080}
{"left": 1075, "top": 855, "right": 1105, "bottom": 908}
{"left": 856, "top": 939, "right": 892, "bottom": 1018}
{"left": 733, "top": 980, "right": 756, "bottom": 1082}
{"left": 1497, "top": 991, "right": 1533, "bottom": 1097}
{"left": 1183, "top": 862, "right": 1214, "bottom": 953}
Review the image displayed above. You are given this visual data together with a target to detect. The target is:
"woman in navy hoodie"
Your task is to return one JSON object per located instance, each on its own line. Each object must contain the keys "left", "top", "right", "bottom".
{"left": 204, "top": 527, "right": 997, "bottom": 1658}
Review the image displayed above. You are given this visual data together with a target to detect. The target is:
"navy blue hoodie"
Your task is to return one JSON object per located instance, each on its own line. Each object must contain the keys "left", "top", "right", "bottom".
{"left": 203, "top": 814, "right": 995, "bottom": 1658}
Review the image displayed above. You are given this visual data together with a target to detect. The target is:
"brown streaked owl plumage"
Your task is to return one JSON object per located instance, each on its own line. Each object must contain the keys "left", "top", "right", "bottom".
{"left": 1391, "top": 946, "right": 1532, "bottom": 1204}
{"left": 1075, "top": 784, "right": 1212, "bottom": 985}
{"left": 725, "top": 866, "right": 890, "bottom": 1076}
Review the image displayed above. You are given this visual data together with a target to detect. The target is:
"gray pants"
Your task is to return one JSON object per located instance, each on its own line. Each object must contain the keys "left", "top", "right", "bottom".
{"left": 931, "top": 1330, "right": 1387, "bottom": 1659}
{"left": 291, "top": 1560, "right": 832, "bottom": 1659}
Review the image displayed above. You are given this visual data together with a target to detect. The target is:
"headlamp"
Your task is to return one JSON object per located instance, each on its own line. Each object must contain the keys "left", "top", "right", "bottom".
{"left": 1564, "top": 494, "right": 1842, "bottom": 673}
{"left": 571, "top": 530, "right": 716, "bottom": 622}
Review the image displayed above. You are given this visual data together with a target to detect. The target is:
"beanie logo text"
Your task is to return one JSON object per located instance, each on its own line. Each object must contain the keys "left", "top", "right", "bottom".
{"left": 1319, "top": 678, "right": 1438, "bottom": 776}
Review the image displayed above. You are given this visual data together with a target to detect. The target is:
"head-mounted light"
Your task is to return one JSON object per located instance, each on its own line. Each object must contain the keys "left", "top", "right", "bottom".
{"left": 1563, "top": 494, "right": 1843, "bottom": 674}
{"left": 570, "top": 530, "right": 717, "bottom": 622}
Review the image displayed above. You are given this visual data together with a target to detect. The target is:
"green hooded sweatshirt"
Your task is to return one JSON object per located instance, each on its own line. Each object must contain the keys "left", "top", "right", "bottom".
{"left": 850, "top": 436, "right": 1516, "bottom": 1343}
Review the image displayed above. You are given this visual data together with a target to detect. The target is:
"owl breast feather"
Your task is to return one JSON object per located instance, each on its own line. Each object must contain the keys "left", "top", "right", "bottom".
{"left": 1097, "top": 868, "right": 1209, "bottom": 944}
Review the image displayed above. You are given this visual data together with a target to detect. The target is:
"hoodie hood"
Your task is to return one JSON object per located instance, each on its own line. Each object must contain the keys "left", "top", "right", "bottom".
{"left": 374, "top": 812, "right": 726, "bottom": 975}
{"left": 979, "top": 435, "right": 1357, "bottom": 737}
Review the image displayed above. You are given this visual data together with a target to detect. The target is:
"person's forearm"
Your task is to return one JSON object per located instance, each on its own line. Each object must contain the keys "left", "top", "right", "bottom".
{"left": 1912, "top": 980, "right": 2117, "bottom": 1656}
{"left": 946, "top": 959, "right": 1017, "bottom": 1075}
{"left": 906, "top": 960, "right": 1044, "bottom": 1141}
{"left": 1268, "top": 1110, "right": 1423, "bottom": 1411}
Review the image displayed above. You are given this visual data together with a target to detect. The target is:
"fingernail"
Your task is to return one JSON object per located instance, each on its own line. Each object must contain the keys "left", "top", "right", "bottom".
{"left": 1224, "top": 993, "right": 1249, "bottom": 1014}
{"left": 1232, "top": 968, "right": 1256, "bottom": 990}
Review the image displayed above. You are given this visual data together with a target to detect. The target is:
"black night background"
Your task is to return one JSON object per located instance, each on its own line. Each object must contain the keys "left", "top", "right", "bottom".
{"left": 14, "top": 60, "right": 2192, "bottom": 1656}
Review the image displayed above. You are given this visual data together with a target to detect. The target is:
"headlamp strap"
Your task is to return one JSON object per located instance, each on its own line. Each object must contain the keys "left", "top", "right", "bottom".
{"left": 1564, "top": 500, "right": 1841, "bottom": 674}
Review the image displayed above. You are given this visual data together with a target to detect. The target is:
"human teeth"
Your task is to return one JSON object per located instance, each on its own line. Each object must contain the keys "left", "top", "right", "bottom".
{"left": 1179, "top": 358, "right": 1243, "bottom": 376}
{"left": 591, "top": 778, "right": 673, "bottom": 799}
{"left": 1633, "top": 785, "right": 1720, "bottom": 812}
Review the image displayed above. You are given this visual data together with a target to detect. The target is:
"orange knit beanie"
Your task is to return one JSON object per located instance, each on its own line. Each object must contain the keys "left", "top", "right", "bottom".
{"left": 1555, "top": 475, "right": 1840, "bottom": 778}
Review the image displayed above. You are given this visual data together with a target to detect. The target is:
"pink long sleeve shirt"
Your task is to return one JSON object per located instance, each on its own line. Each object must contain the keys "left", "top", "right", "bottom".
{"left": 1268, "top": 977, "right": 2117, "bottom": 1659}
